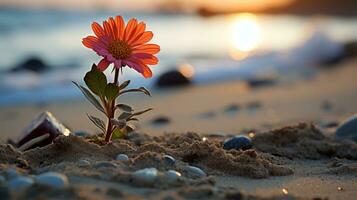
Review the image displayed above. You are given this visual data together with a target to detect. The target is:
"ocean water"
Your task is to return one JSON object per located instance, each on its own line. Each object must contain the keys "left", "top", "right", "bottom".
{"left": 0, "top": 9, "right": 357, "bottom": 105}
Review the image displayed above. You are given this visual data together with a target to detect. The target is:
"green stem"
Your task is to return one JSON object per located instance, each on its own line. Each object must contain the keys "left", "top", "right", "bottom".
{"left": 105, "top": 68, "right": 120, "bottom": 142}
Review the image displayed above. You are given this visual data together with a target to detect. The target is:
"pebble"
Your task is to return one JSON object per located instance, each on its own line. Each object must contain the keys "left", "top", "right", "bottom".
{"left": 132, "top": 168, "right": 158, "bottom": 185}
{"left": 94, "top": 161, "right": 118, "bottom": 169}
{"left": 35, "top": 172, "right": 69, "bottom": 188}
{"left": 116, "top": 154, "right": 129, "bottom": 162}
{"left": 163, "top": 155, "right": 176, "bottom": 166}
{"left": 8, "top": 176, "right": 34, "bottom": 190}
{"left": 183, "top": 166, "right": 206, "bottom": 178}
{"left": 223, "top": 135, "right": 252, "bottom": 151}
{"left": 335, "top": 114, "right": 357, "bottom": 142}
{"left": 73, "top": 131, "right": 90, "bottom": 137}
{"left": 77, "top": 159, "right": 90, "bottom": 167}
{"left": 0, "top": 176, "right": 5, "bottom": 183}
{"left": 164, "top": 170, "right": 181, "bottom": 183}
{"left": 5, "top": 168, "right": 19, "bottom": 179}
{"left": 151, "top": 116, "right": 170, "bottom": 125}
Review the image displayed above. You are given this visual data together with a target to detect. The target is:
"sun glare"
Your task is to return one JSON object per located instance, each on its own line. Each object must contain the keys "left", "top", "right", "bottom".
{"left": 231, "top": 13, "right": 262, "bottom": 52}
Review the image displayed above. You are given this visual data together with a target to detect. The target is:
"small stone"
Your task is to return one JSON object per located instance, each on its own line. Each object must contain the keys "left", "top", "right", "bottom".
{"left": 164, "top": 170, "right": 181, "bottom": 183}
{"left": 224, "top": 104, "right": 241, "bottom": 115}
{"left": 151, "top": 116, "right": 170, "bottom": 125}
{"left": 73, "top": 131, "right": 90, "bottom": 137}
{"left": 223, "top": 135, "right": 252, "bottom": 151}
{"left": 335, "top": 114, "right": 357, "bottom": 142}
{"left": 5, "top": 168, "right": 19, "bottom": 180}
{"left": 132, "top": 168, "right": 158, "bottom": 185}
{"left": 94, "top": 161, "right": 118, "bottom": 169}
{"left": 116, "top": 154, "right": 129, "bottom": 162}
{"left": 183, "top": 166, "right": 206, "bottom": 178}
{"left": 0, "top": 176, "right": 5, "bottom": 183}
{"left": 16, "top": 111, "right": 70, "bottom": 151}
{"left": 163, "top": 155, "right": 176, "bottom": 166}
{"left": 156, "top": 70, "right": 191, "bottom": 88}
{"left": 77, "top": 159, "right": 90, "bottom": 167}
{"left": 8, "top": 176, "right": 34, "bottom": 190}
{"left": 35, "top": 172, "right": 69, "bottom": 188}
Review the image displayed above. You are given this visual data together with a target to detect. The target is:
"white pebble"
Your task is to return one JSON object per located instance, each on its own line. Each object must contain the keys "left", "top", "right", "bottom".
{"left": 133, "top": 168, "right": 158, "bottom": 185}
{"left": 116, "top": 154, "right": 129, "bottom": 162}
{"left": 35, "top": 172, "right": 69, "bottom": 188}
{"left": 78, "top": 159, "right": 90, "bottom": 167}
{"left": 184, "top": 166, "right": 206, "bottom": 178}
{"left": 164, "top": 170, "right": 181, "bottom": 183}
{"left": 8, "top": 176, "right": 34, "bottom": 190}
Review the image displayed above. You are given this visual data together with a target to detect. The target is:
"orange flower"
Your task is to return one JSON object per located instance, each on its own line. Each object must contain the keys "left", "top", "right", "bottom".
{"left": 82, "top": 16, "right": 160, "bottom": 78}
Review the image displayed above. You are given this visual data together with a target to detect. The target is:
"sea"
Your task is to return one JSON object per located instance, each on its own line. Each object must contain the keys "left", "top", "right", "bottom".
{"left": 1, "top": 8, "right": 357, "bottom": 105}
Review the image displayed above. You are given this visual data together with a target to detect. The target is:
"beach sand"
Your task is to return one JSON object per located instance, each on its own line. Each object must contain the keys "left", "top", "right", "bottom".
{"left": 0, "top": 58, "right": 356, "bottom": 199}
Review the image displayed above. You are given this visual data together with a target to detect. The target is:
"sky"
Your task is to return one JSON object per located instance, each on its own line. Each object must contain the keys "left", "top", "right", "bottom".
{"left": 0, "top": 0, "right": 293, "bottom": 12}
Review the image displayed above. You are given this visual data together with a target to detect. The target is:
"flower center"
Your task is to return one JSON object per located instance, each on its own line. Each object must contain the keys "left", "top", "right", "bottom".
{"left": 107, "top": 40, "right": 132, "bottom": 59}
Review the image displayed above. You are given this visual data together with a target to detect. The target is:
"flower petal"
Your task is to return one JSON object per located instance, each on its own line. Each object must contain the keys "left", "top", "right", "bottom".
{"left": 103, "top": 21, "right": 114, "bottom": 40}
{"left": 125, "top": 58, "right": 153, "bottom": 78}
{"left": 115, "top": 16, "right": 125, "bottom": 40}
{"left": 114, "top": 60, "right": 122, "bottom": 69}
{"left": 127, "top": 22, "right": 146, "bottom": 45}
{"left": 98, "top": 58, "right": 111, "bottom": 71}
{"left": 131, "top": 31, "right": 153, "bottom": 46}
{"left": 131, "top": 53, "right": 158, "bottom": 65}
{"left": 91, "top": 22, "right": 105, "bottom": 38}
{"left": 108, "top": 17, "right": 118, "bottom": 40}
{"left": 124, "top": 18, "right": 138, "bottom": 42}
{"left": 132, "top": 44, "right": 160, "bottom": 54}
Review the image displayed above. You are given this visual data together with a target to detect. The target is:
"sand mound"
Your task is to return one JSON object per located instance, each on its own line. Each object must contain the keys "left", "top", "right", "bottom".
{"left": 253, "top": 123, "right": 357, "bottom": 160}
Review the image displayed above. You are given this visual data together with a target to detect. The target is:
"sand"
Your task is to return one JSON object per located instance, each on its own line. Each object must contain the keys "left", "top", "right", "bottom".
{"left": 0, "top": 58, "right": 357, "bottom": 199}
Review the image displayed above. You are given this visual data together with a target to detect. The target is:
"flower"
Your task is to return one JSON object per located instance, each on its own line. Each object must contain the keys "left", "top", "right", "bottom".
{"left": 82, "top": 16, "right": 160, "bottom": 78}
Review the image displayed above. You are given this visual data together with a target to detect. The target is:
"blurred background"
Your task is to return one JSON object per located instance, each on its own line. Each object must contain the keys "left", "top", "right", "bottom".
{"left": 1, "top": 0, "right": 357, "bottom": 139}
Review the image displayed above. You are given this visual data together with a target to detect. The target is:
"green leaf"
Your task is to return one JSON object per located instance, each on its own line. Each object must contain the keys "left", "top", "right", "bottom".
{"left": 110, "top": 118, "right": 126, "bottom": 128}
{"left": 119, "top": 80, "right": 130, "bottom": 90}
{"left": 118, "top": 112, "right": 132, "bottom": 120}
{"left": 105, "top": 83, "right": 120, "bottom": 101}
{"left": 116, "top": 104, "right": 133, "bottom": 113}
{"left": 87, "top": 114, "right": 106, "bottom": 133}
{"left": 119, "top": 87, "right": 151, "bottom": 96}
{"left": 72, "top": 81, "right": 105, "bottom": 114}
{"left": 131, "top": 108, "right": 153, "bottom": 117}
{"left": 84, "top": 64, "right": 107, "bottom": 97}
{"left": 112, "top": 128, "right": 125, "bottom": 140}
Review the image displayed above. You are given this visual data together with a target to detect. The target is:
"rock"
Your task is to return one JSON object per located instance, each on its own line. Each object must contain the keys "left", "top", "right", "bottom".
{"left": 8, "top": 176, "right": 34, "bottom": 190}
{"left": 246, "top": 101, "right": 262, "bottom": 112}
{"left": 77, "top": 159, "right": 90, "bottom": 167}
{"left": 0, "top": 185, "right": 10, "bottom": 199}
{"left": 10, "top": 56, "right": 51, "bottom": 73}
{"left": 116, "top": 154, "right": 129, "bottom": 162}
{"left": 321, "top": 101, "right": 333, "bottom": 112}
{"left": 223, "top": 135, "right": 252, "bottom": 151}
{"left": 73, "top": 131, "right": 90, "bottom": 137}
{"left": 94, "top": 161, "right": 118, "bottom": 169}
{"left": 163, "top": 155, "right": 176, "bottom": 166}
{"left": 246, "top": 77, "right": 276, "bottom": 88}
{"left": 35, "top": 172, "right": 69, "bottom": 188}
{"left": 183, "top": 166, "right": 206, "bottom": 178}
{"left": 164, "top": 170, "right": 181, "bottom": 183}
{"left": 335, "top": 115, "right": 357, "bottom": 142}
{"left": 0, "top": 175, "right": 5, "bottom": 183}
{"left": 224, "top": 104, "right": 241, "bottom": 115}
{"left": 156, "top": 70, "right": 191, "bottom": 88}
{"left": 5, "top": 168, "right": 19, "bottom": 180}
{"left": 16, "top": 111, "right": 70, "bottom": 151}
{"left": 151, "top": 116, "right": 170, "bottom": 125}
{"left": 132, "top": 168, "right": 158, "bottom": 185}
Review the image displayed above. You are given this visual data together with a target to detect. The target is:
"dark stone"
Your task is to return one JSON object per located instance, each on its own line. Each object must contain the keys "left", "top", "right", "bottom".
{"left": 163, "top": 155, "right": 176, "bottom": 166}
{"left": 223, "top": 136, "right": 252, "bottom": 151}
{"left": 321, "top": 101, "right": 333, "bottom": 112}
{"left": 73, "top": 131, "right": 90, "bottom": 137}
{"left": 224, "top": 104, "right": 241, "bottom": 115}
{"left": 10, "top": 56, "right": 50, "bottom": 73}
{"left": 335, "top": 115, "right": 357, "bottom": 142}
{"left": 246, "top": 101, "right": 262, "bottom": 111}
{"left": 156, "top": 70, "right": 191, "bottom": 88}
{"left": 246, "top": 77, "right": 276, "bottom": 88}
{"left": 16, "top": 111, "right": 70, "bottom": 151}
{"left": 151, "top": 116, "right": 170, "bottom": 125}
